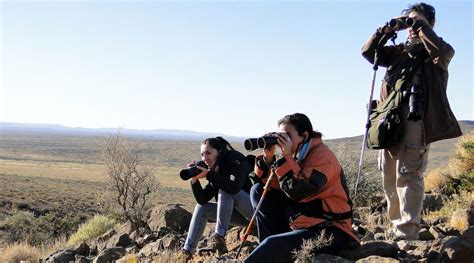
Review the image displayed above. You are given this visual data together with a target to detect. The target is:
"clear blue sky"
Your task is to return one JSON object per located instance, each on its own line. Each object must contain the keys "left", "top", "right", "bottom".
{"left": 1, "top": 0, "right": 472, "bottom": 139}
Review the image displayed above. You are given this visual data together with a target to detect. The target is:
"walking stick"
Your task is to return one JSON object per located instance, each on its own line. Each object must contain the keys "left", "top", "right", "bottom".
{"left": 354, "top": 32, "right": 394, "bottom": 198}
{"left": 235, "top": 172, "right": 276, "bottom": 259}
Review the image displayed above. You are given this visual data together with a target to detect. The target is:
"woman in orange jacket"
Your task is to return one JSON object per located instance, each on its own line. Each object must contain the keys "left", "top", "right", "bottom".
{"left": 245, "top": 113, "right": 360, "bottom": 262}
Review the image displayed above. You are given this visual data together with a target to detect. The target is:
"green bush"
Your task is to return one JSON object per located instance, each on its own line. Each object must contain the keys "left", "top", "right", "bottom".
{"left": 67, "top": 214, "right": 117, "bottom": 246}
{"left": 0, "top": 211, "right": 80, "bottom": 246}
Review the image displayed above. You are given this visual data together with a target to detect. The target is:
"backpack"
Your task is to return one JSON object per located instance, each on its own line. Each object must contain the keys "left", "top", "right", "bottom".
{"left": 366, "top": 43, "right": 428, "bottom": 150}
{"left": 366, "top": 78, "right": 404, "bottom": 149}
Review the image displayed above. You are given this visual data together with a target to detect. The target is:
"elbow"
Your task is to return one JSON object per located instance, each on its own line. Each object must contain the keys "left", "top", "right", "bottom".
{"left": 225, "top": 186, "right": 240, "bottom": 195}
{"left": 196, "top": 197, "right": 208, "bottom": 206}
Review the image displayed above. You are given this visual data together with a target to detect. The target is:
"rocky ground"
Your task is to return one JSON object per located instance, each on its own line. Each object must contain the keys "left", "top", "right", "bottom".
{"left": 43, "top": 198, "right": 474, "bottom": 263}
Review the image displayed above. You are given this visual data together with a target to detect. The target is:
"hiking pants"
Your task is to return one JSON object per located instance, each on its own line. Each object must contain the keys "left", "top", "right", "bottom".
{"left": 250, "top": 183, "right": 292, "bottom": 242}
{"left": 243, "top": 225, "right": 355, "bottom": 263}
{"left": 183, "top": 189, "right": 253, "bottom": 253}
{"left": 380, "top": 104, "right": 430, "bottom": 240}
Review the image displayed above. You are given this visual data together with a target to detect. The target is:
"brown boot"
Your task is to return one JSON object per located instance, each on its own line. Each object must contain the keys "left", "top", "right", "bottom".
{"left": 198, "top": 234, "right": 228, "bottom": 254}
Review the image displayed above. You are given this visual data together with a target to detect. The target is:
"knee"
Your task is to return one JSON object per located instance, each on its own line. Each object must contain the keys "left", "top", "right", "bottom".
{"left": 250, "top": 183, "right": 263, "bottom": 200}
{"left": 193, "top": 203, "right": 211, "bottom": 215}
{"left": 193, "top": 204, "right": 203, "bottom": 214}
{"left": 260, "top": 235, "right": 281, "bottom": 249}
{"left": 218, "top": 189, "right": 232, "bottom": 197}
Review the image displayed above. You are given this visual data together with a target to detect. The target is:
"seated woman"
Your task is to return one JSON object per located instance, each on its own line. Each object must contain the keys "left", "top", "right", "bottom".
{"left": 182, "top": 137, "right": 253, "bottom": 258}
{"left": 245, "top": 113, "right": 360, "bottom": 263}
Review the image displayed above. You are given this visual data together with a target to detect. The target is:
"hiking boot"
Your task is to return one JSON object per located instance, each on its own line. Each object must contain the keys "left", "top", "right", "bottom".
{"left": 198, "top": 234, "right": 228, "bottom": 254}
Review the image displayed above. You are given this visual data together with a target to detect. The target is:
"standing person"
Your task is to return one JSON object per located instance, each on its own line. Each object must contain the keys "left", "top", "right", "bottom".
{"left": 361, "top": 3, "right": 462, "bottom": 240}
{"left": 181, "top": 137, "right": 253, "bottom": 258}
{"left": 245, "top": 113, "right": 360, "bottom": 263}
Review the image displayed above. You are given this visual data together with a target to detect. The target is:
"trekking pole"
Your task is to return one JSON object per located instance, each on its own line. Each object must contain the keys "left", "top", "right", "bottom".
{"left": 354, "top": 52, "right": 378, "bottom": 198}
{"left": 354, "top": 32, "right": 393, "bottom": 198}
{"left": 235, "top": 172, "right": 276, "bottom": 259}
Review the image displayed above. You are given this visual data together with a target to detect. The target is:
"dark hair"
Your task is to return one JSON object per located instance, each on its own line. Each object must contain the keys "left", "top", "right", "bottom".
{"left": 202, "top": 137, "right": 235, "bottom": 168}
{"left": 202, "top": 136, "right": 234, "bottom": 152}
{"left": 277, "top": 113, "right": 322, "bottom": 141}
{"left": 403, "top": 2, "right": 436, "bottom": 25}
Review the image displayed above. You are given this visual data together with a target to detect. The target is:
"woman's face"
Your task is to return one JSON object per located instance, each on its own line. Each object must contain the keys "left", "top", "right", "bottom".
{"left": 200, "top": 142, "right": 219, "bottom": 169}
{"left": 278, "top": 123, "right": 306, "bottom": 154}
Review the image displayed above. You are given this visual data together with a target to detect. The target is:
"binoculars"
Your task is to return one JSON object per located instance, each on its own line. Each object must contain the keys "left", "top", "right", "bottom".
{"left": 244, "top": 135, "right": 279, "bottom": 151}
{"left": 388, "top": 16, "right": 416, "bottom": 30}
{"left": 179, "top": 160, "right": 208, "bottom": 180}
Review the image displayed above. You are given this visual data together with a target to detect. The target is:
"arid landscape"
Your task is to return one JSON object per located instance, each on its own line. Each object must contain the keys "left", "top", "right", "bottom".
{"left": 0, "top": 121, "right": 472, "bottom": 261}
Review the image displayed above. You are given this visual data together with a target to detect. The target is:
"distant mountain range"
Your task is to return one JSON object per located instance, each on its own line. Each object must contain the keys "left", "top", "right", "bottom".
{"left": 0, "top": 122, "right": 243, "bottom": 141}
{"left": 0, "top": 120, "right": 472, "bottom": 142}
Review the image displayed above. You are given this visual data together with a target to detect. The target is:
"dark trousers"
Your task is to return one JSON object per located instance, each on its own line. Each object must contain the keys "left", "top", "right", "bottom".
{"left": 249, "top": 183, "right": 291, "bottom": 242}
{"left": 243, "top": 225, "right": 355, "bottom": 263}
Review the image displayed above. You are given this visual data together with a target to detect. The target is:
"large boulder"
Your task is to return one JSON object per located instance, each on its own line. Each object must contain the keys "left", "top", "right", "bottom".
{"left": 442, "top": 236, "right": 474, "bottom": 262}
{"left": 356, "top": 256, "right": 399, "bottom": 262}
{"left": 341, "top": 241, "right": 399, "bottom": 260}
{"left": 160, "top": 233, "right": 183, "bottom": 250}
{"left": 43, "top": 242, "right": 90, "bottom": 263}
{"left": 93, "top": 247, "right": 126, "bottom": 263}
{"left": 105, "top": 233, "right": 133, "bottom": 249}
{"left": 137, "top": 240, "right": 161, "bottom": 258}
{"left": 147, "top": 204, "right": 192, "bottom": 234}
{"left": 43, "top": 249, "right": 76, "bottom": 263}
{"left": 313, "top": 253, "right": 355, "bottom": 262}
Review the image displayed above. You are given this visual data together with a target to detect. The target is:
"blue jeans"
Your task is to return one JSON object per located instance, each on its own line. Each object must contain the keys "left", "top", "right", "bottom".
{"left": 184, "top": 189, "right": 253, "bottom": 253}
{"left": 244, "top": 225, "right": 356, "bottom": 263}
{"left": 250, "top": 183, "right": 291, "bottom": 242}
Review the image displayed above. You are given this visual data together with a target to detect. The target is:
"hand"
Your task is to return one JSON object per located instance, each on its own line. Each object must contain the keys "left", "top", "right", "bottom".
{"left": 277, "top": 132, "right": 292, "bottom": 157}
{"left": 409, "top": 16, "right": 428, "bottom": 31}
{"left": 186, "top": 160, "right": 196, "bottom": 168}
{"left": 262, "top": 132, "right": 277, "bottom": 162}
{"left": 190, "top": 166, "right": 208, "bottom": 183}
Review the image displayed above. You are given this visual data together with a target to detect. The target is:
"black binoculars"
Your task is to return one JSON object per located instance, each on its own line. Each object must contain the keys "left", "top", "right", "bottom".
{"left": 244, "top": 135, "right": 279, "bottom": 151}
{"left": 179, "top": 160, "right": 208, "bottom": 180}
{"left": 389, "top": 16, "right": 416, "bottom": 30}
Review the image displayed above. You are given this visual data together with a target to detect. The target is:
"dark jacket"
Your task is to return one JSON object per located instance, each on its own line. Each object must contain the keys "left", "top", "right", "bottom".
{"left": 361, "top": 22, "right": 462, "bottom": 144}
{"left": 191, "top": 150, "right": 250, "bottom": 205}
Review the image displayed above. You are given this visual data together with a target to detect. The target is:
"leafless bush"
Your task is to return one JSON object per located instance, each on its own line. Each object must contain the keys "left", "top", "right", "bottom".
{"left": 101, "top": 132, "right": 159, "bottom": 234}
{"left": 334, "top": 146, "right": 384, "bottom": 207}
{"left": 292, "top": 229, "right": 334, "bottom": 262}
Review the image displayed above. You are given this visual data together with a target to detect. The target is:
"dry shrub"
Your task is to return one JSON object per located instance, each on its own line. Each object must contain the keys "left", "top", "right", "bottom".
{"left": 334, "top": 146, "right": 383, "bottom": 207}
{"left": 292, "top": 229, "right": 334, "bottom": 262}
{"left": 356, "top": 206, "right": 391, "bottom": 234}
{"left": 0, "top": 242, "right": 41, "bottom": 263}
{"left": 425, "top": 168, "right": 451, "bottom": 193}
{"left": 450, "top": 133, "right": 474, "bottom": 175}
{"left": 424, "top": 134, "right": 474, "bottom": 195}
{"left": 102, "top": 132, "right": 159, "bottom": 234}
{"left": 424, "top": 191, "right": 474, "bottom": 227}
{"left": 450, "top": 211, "right": 469, "bottom": 232}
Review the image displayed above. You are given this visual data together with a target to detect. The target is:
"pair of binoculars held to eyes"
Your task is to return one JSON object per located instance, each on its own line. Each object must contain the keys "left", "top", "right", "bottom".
{"left": 244, "top": 135, "right": 279, "bottom": 152}
{"left": 388, "top": 16, "right": 416, "bottom": 30}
